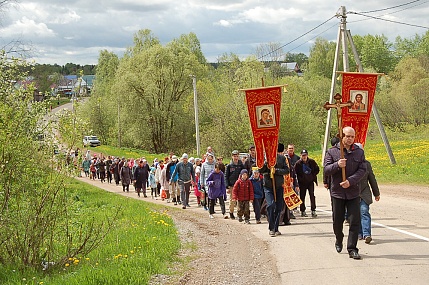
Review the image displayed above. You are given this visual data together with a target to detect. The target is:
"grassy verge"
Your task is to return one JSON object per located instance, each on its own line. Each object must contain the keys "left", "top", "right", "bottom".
{"left": 0, "top": 178, "right": 181, "bottom": 285}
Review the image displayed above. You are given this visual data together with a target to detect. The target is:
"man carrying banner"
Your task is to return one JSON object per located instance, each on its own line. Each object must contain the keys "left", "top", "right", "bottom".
{"left": 259, "top": 143, "right": 289, "bottom": 237}
{"left": 324, "top": 126, "right": 366, "bottom": 259}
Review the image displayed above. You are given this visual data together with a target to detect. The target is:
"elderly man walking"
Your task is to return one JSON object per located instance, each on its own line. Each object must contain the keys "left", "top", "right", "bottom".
{"left": 171, "top": 153, "right": 195, "bottom": 209}
{"left": 324, "top": 126, "right": 366, "bottom": 260}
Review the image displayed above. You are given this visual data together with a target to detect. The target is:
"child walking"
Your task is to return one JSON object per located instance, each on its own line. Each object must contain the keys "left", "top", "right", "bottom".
{"left": 205, "top": 163, "right": 228, "bottom": 219}
{"left": 149, "top": 167, "right": 157, "bottom": 199}
{"left": 250, "top": 168, "right": 264, "bottom": 224}
{"left": 232, "top": 169, "right": 254, "bottom": 224}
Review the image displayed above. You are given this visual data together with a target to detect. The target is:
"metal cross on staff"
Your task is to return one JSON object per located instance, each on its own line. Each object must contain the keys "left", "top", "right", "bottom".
{"left": 323, "top": 93, "right": 353, "bottom": 182}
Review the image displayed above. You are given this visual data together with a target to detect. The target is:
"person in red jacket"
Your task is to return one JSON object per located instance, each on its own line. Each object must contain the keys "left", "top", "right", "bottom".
{"left": 232, "top": 169, "right": 254, "bottom": 224}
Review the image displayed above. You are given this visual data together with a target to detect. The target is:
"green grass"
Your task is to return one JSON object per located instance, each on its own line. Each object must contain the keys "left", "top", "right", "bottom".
{"left": 0, "top": 179, "right": 182, "bottom": 285}
{"left": 312, "top": 124, "right": 429, "bottom": 185}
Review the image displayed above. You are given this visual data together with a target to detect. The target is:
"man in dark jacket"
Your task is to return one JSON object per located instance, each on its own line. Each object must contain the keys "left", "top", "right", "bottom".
{"left": 225, "top": 150, "right": 245, "bottom": 219}
{"left": 324, "top": 126, "right": 366, "bottom": 260}
{"left": 133, "top": 159, "right": 150, "bottom": 197}
{"left": 259, "top": 143, "right": 289, "bottom": 237}
{"left": 356, "top": 146, "right": 380, "bottom": 244}
{"left": 294, "top": 149, "right": 320, "bottom": 218}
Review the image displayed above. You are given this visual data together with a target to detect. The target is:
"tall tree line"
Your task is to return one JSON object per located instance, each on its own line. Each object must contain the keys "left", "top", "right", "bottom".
{"left": 80, "top": 30, "right": 429, "bottom": 156}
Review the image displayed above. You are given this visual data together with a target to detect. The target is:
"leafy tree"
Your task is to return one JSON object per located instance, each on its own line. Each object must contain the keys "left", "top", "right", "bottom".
{"left": 377, "top": 56, "right": 429, "bottom": 128}
{"left": 82, "top": 50, "right": 119, "bottom": 145}
{"left": 109, "top": 30, "right": 206, "bottom": 153}
{"left": 307, "top": 38, "right": 337, "bottom": 78}
{"left": 352, "top": 34, "right": 396, "bottom": 74}
{"left": 0, "top": 52, "right": 114, "bottom": 270}
{"left": 284, "top": 52, "right": 308, "bottom": 66}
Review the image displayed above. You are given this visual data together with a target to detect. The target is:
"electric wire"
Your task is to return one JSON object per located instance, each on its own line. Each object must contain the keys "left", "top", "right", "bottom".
{"left": 349, "top": 12, "right": 429, "bottom": 29}
{"left": 358, "top": 0, "right": 422, "bottom": 14}
{"left": 256, "top": 15, "right": 337, "bottom": 60}
{"left": 257, "top": 1, "right": 428, "bottom": 61}
{"left": 348, "top": 0, "right": 429, "bottom": 24}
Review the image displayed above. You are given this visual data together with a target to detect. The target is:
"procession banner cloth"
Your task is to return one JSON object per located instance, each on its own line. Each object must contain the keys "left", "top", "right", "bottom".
{"left": 242, "top": 86, "right": 283, "bottom": 168}
{"left": 283, "top": 174, "right": 302, "bottom": 210}
{"left": 340, "top": 72, "right": 380, "bottom": 147}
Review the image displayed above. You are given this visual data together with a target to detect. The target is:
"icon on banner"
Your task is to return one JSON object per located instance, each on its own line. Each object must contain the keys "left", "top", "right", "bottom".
{"left": 256, "top": 104, "right": 276, "bottom": 128}
{"left": 349, "top": 90, "right": 368, "bottom": 113}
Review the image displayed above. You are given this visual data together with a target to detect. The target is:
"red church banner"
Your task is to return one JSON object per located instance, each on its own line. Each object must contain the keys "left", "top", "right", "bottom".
{"left": 340, "top": 72, "right": 380, "bottom": 147}
{"left": 242, "top": 86, "right": 283, "bottom": 168}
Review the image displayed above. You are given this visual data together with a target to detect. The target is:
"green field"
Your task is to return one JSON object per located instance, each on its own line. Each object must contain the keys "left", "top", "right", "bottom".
{"left": 0, "top": 179, "right": 183, "bottom": 285}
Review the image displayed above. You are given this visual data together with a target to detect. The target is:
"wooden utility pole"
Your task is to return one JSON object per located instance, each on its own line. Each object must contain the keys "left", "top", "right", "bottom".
{"left": 322, "top": 6, "right": 396, "bottom": 164}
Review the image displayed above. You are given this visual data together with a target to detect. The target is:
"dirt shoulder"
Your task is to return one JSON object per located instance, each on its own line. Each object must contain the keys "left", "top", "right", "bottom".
{"left": 79, "top": 177, "right": 428, "bottom": 285}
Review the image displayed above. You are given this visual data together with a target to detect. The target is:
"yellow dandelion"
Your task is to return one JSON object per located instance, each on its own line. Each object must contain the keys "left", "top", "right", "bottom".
{"left": 130, "top": 250, "right": 134, "bottom": 254}
{"left": 85, "top": 257, "right": 90, "bottom": 261}
{"left": 65, "top": 263, "right": 70, "bottom": 267}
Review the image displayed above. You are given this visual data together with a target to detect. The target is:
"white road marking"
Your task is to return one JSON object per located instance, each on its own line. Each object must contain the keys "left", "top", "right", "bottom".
{"left": 318, "top": 209, "right": 429, "bottom": 242}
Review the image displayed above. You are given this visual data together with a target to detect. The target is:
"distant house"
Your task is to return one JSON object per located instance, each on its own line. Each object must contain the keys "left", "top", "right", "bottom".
{"left": 53, "top": 75, "right": 95, "bottom": 96}
{"left": 280, "top": 62, "right": 303, "bottom": 75}
{"left": 57, "top": 75, "right": 78, "bottom": 96}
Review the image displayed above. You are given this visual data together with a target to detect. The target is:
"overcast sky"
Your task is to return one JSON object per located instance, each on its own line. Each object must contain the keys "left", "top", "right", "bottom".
{"left": 1, "top": 0, "right": 428, "bottom": 65}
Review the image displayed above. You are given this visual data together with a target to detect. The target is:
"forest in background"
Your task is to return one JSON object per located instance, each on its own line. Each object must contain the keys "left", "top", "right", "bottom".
{"left": 37, "top": 28, "right": 429, "bottom": 157}
{"left": 65, "top": 29, "right": 429, "bottom": 157}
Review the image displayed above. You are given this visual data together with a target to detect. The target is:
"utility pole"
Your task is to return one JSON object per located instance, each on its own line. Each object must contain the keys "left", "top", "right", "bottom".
{"left": 322, "top": 6, "right": 396, "bottom": 164}
{"left": 191, "top": 75, "right": 200, "bottom": 156}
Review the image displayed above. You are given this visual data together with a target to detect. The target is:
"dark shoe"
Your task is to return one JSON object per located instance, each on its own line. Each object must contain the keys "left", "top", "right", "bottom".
{"left": 269, "top": 231, "right": 276, "bottom": 237}
{"left": 174, "top": 202, "right": 178, "bottom": 205}
{"left": 335, "top": 243, "right": 342, "bottom": 253}
{"left": 238, "top": 217, "right": 243, "bottom": 222}
{"left": 349, "top": 251, "right": 361, "bottom": 260}
{"left": 230, "top": 213, "right": 235, "bottom": 220}
{"left": 244, "top": 219, "right": 250, "bottom": 224}
{"left": 182, "top": 206, "right": 186, "bottom": 209}
{"left": 301, "top": 211, "right": 307, "bottom": 217}
{"left": 285, "top": 221, "right": 291, "bottom": 225}
{"left": 365, "top": 236, "right": 372, "bottom": 244}
{"left": 290, "top": 212, "right": 296, "bottom": 219}
{"left": 275, "top": 231, "right": 282, "bottom": 236}
{"left": 186, "top": 204, "right": 191, "bottom": 207}
{"left": 256, "top": 220, "right": 261, "bottom": 224}
{"left": 311, "top": 210, "right": 317, "bottom": 217}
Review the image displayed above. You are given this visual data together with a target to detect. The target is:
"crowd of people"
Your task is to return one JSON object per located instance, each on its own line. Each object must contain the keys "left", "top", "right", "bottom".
{"left": 76, "top": 126, "right": 380, "bottom": 260}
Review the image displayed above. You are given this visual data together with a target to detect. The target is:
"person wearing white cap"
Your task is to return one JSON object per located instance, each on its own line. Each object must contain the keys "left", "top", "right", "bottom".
{"left": 170, "top": 153, "right": 195, "bottom": 209}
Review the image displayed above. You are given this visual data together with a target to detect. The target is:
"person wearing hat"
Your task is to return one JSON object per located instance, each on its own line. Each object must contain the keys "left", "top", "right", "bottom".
{"left": 200, "top": 153, "right": 216, "bottom": 210}
{"left": 232, "top": 169, "right": 254, "bottom": 223}
{"left": 170, "top": 153, "right": 195, "bottom": 209}
{"left": 294, "top": 149, "right": 320, "bottom": 218}
{"left": 166, "top": 155, "right": 180, "bottom": 204}
{"left": 258, "top": 143, "right": 289, "bottom": 237}
{"left": 225, "top": 149, "right": 246, "bottom": 219}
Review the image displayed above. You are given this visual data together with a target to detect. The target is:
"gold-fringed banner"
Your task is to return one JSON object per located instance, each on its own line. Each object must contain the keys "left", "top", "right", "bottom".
{"left": 242, "top": 86, "right": 283, "bottom": 168}
{"left": 339, "top": 72, "right": 381, "bottom": 147}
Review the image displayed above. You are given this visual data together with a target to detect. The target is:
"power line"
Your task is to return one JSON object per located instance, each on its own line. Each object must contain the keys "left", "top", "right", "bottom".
{"left": 257, "top": 15, "right": 337, "bottom": 60}
{"left": 349, "top": 11, "right": 429, "bottom": 29}
{"left": 358, "top": 0, "right": 422, "bottom": 14}
{"left": 349, "top": 0, "right": 429, "bottom": 24}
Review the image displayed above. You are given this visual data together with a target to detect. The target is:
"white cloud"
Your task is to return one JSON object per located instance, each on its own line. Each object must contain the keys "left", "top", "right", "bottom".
{"left": 0, "top": 17, "right": 55, "bottom": 38}
{"left": 239, "top": 6, "right": 305, "bottom": 25}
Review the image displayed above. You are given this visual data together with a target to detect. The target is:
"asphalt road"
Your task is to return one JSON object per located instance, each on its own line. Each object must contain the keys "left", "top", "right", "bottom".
{"left": 79, "top": 175, "right": 429, "bottom": 285}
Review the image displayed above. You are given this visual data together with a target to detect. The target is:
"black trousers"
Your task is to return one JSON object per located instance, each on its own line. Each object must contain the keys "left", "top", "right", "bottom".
{"left": 299, "top": 183, "right": 316, "bottom": 212}
{"left": 332, "top": 196, "right": 360, "bottom": 252}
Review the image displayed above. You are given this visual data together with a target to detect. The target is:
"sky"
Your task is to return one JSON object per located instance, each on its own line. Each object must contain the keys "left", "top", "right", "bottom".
{"left": 1, "top": 0, "right": 428, "bottom": 65}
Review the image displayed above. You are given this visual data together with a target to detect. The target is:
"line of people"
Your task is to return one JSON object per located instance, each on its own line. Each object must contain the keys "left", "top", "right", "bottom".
{"left": 78, "top": 130, "right": 380, "bottom": 260}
